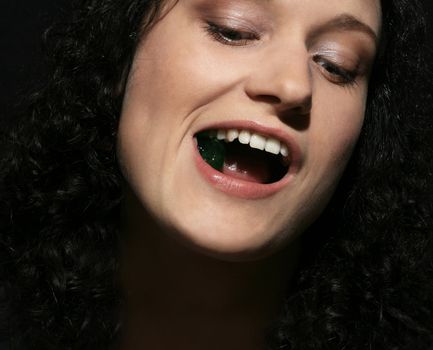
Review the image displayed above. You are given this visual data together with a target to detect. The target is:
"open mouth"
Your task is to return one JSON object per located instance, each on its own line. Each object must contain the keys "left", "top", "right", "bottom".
{"left": 194, "top": 128, "right": 291, "bottom": 185}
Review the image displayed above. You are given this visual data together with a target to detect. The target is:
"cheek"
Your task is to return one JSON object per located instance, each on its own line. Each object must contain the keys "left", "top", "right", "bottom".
{"left": 123, "top": 7, "right": 240, "bottom": 122}
{"left": 305, "top": 84, "right": 367, "bottom": 188}
{"left": 116, "top": 6, "right": 247, "bottom": 219}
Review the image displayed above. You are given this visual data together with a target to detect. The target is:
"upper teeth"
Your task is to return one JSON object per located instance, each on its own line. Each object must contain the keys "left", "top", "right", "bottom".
{"left": 214, "top": 129, "right": 289, "bottom": 157}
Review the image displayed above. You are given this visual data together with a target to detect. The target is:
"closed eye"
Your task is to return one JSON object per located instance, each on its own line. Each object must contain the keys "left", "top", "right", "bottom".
{"left": 313, "top": 56, "right": 359, "bottom": 86}
{"left": 203, "top": 21, "right": 259, "bottom": 46}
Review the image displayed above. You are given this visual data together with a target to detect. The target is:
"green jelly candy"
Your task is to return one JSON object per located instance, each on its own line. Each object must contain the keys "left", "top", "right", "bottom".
{"left": 197, "top": 132, "right": 225, "bottom": 171}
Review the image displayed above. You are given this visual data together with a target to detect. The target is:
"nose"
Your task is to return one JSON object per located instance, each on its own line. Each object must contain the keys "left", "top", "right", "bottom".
{"left": 244, "top": 46, "right": 312, "bottom": 116}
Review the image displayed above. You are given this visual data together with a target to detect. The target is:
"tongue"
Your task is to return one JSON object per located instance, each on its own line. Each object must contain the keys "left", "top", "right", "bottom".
{"left": 223, "top": 143, "right": 271, "bottom": 183}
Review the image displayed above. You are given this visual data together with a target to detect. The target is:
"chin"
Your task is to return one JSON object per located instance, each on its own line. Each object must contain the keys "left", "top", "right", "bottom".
{"left": 160, "top": 201, "right": 297, "bottom": 262}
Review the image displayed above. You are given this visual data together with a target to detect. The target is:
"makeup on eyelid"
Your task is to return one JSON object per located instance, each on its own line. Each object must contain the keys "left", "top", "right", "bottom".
{"left": 314, "top": 44, "right": 373, "bottom": 78}
{"left": 313, "top": 48, "right": 362, "bottom": 74}
{"left": 191, "top": 0, "right": 273, "bottom": 33}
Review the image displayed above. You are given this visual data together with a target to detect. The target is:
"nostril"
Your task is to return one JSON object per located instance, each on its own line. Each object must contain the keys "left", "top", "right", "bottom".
{"left": 247, "top": 93, "right": 311, "bottom": 114}
{"left": 252, "top": 94, "right": 282, "bottom": 105}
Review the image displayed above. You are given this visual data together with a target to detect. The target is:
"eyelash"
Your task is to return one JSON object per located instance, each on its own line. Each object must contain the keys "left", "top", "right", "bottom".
{"left": 203, "top": 21, "right": 359, "bottom": 87}
{"left": 203, "top": 21, "right": 259, "bottom": 46}
{"left": 313, "top": 57, "right": 359, "bottom": 87}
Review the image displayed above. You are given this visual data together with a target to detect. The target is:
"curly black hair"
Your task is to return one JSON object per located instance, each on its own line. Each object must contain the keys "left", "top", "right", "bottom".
{"left": 1, "top": 0, "right": 432, "bottom": 349}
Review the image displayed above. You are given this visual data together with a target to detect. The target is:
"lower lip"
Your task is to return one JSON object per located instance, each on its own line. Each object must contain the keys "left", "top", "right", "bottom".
{"left": 192, "top": 139, "right": 296, "bottom": 200}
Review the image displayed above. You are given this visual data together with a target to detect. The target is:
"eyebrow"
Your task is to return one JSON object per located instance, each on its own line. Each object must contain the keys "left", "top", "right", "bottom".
{"left": 308, "top": 13, "right": 379, "bottom": 45}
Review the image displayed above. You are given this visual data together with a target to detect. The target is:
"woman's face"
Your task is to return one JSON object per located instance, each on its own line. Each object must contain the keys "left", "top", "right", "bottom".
{"left": 117, "top": 0, "right": 381, "bottom": 261}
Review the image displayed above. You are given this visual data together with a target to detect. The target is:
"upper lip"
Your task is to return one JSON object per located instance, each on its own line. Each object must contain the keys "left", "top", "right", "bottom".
{"left": 194, "top": 118, "right": 302, "bottom": 167}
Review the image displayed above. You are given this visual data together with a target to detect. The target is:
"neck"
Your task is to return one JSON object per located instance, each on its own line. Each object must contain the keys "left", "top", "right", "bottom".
{"left": 118, "top": 188, "right": 301, "bottom": 350}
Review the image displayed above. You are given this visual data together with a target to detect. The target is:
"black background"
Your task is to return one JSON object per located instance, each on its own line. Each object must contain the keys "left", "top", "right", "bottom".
{"left": 0, "top": 0, "right": 432, "bottom": 116}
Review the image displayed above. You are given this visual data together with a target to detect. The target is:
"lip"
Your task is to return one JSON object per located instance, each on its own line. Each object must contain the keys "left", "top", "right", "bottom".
{"left": 192, "top": 119, "right": 302, "bottom": 199}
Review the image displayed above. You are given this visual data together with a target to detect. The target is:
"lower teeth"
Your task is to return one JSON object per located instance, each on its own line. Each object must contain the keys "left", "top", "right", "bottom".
{"left": 196, "top": 131, "right": 225, "bottom": 171}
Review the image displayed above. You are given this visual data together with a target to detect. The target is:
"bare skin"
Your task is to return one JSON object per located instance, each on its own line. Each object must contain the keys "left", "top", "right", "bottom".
{"left": 119, "top": 186, "right": 300, "bottom": 350}
{"left": 116, "top": 0, "right": 381, "bottom": 348}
